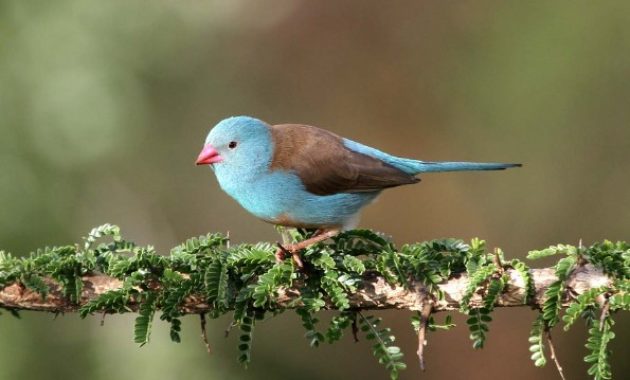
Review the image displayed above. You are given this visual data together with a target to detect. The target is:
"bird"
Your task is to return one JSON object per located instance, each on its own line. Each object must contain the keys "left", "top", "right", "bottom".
{"left": 196, "top": 116, "right": 520, "bottom": 267}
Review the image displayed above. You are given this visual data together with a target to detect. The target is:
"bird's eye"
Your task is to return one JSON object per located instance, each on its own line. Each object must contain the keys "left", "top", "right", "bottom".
{"left": 228, "top": 141, "right": 238, "bottom": 149}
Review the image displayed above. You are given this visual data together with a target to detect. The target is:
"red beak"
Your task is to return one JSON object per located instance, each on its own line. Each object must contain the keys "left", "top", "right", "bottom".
{"left": 196, "top": 145, "right": 223, "bottom": 165}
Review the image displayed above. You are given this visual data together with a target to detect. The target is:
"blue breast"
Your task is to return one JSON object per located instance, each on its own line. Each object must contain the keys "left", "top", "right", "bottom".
{"left": 220, "top": 170, "right": 379, "bottom": 228}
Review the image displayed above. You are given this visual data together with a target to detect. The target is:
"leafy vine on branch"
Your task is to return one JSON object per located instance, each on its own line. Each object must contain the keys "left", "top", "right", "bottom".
{"left": 0, "top": 224, "right": 628, "bottom": 380}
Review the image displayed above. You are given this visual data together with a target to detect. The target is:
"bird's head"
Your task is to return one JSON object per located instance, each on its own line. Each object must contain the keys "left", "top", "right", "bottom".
{"left": 196, "top": 116, "right": 274, "bottom": 181}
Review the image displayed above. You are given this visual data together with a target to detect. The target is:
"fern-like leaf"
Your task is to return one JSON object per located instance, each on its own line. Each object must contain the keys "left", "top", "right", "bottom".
{"left": 169, "top": 318, "right": 182, "bottom": 343}
{"left": 320, "top": 271, "right": 350, "bottom": 310}
{"left": 358, "top": 313, "right": 406, "bottom": 380}
{"left": 562, "top": 287, "right": 606, "bottom": 330}
{"left": 325, "top": 312, "right": 353, "bottom": 343}
{"left": 542, "top": 256, "right": 576, "bottom": 327}
{"left": 541, "top": 281, "right": 563, "bottom": 327}
{"left": 134, "top": 293, "right": 157, "bottom": 346}
{"left": 460, "top": 264, "right": 497, "bottom": 314}
{"left": 527, "top": 244, "right": 577, "bottom": 260}
{"left": 484, "top": 275, "right": 507, "bottom": 311}
{"left": 528, "top": 314, "right": 547, "bottom": 367}
{"left": 296, "top": 308, "right": 324, "bottom": 347}
{"left": 238, "top": 307, "right": 255, "bottom": 367}
{"left": 251, "top": 263, "right": 294, "bottom": 309}
{"left": 20, "top": 274, "right": 49, "bottom": 299}
{"left": 84, "top": 223, "right": 122, "bottom": 250}
{"left": 466, "top": 308, "right": 491, "bottom": 349}
{"left": 205, "top": 256, "right": 229, "bottom": 309}
{"left": 585, "top": 316, "right": 614, "bottom": 380}
{"left": 608, "top": 291, "right": 630, "bottom": 311}
{"left": 511, "top": 259, "right": 535, "bottom": 304}
{"left": 79, "top": 289, "right": 132, "bottom": 318}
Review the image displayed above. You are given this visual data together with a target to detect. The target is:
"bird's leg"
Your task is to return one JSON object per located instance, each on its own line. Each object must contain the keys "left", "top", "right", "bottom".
{"left": 274, "top": 229, "right": 340, "bottom": 268}
{"left": 274, "top": 226, "right": 295, "bottom": 265}
{"left": 275, "top": 242, "right": 300, "bottom": 266}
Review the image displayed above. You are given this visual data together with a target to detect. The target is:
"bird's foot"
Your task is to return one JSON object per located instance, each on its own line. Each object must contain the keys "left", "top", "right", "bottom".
{"left": 274, "top": 229, "right": 340, "bottom": 269}
{"left": 275, "top": 243, "right": 304, "bottom": 268}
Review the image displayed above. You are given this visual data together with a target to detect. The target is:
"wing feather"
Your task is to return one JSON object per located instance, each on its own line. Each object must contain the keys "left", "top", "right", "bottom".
{"left": 269, "top": 124, "right": 418, "bottom": 196}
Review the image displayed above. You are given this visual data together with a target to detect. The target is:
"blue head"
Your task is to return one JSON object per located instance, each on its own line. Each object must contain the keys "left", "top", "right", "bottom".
{"left": 196, "top": 116, "right": 274, "bottom": 190}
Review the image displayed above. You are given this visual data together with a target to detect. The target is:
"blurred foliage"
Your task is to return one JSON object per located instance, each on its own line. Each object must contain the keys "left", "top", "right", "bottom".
{"left": 1, "top": 1, "right": 629, "bottom": 379}
{"left": 1, "top": 225, "right": 628, "bottom": 380}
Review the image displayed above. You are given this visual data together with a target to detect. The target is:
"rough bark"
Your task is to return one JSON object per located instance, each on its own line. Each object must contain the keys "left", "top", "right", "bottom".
{"left": 0, "top": 264, "right": 610, "bottom": 313}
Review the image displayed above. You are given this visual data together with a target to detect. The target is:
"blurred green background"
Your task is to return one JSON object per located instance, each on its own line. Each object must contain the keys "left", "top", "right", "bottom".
{"left": 1, "top": 1, "right": 628, "bottom": 379}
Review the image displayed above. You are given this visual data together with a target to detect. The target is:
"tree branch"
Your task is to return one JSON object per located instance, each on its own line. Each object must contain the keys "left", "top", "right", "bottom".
{"left": 0, "top": 264, "right": 610, "bottom": 313}
{"left": 0, "top": 226, "right": 626, "bottom": 380}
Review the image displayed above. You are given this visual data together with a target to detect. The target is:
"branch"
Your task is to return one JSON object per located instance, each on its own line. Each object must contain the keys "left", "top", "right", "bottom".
{"left": 0, "top": 225, "right": 627, "bottom": 380}
{"left": 0, "top": 264, "right": 610, "bottom": 313}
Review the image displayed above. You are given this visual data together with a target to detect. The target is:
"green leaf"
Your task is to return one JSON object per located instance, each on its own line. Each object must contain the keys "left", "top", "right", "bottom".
{"left": 467, "top": 308, "right": 491, "bottom": 349}
{"left": 20, "top": 274, "right": 49, "bottom": 299}
{"left": 585, "top": 316, "right": 614, "bottom": 380}
{"left": 311, "top": 252, "right": 336, "bottom": 269}
{"left": 541, "top": 281, "right": 563, "bottom": 327}
{"left": 79, "top": 289, "right": 132, "bottom": 318}
{"left": 527, "top": 244, "right": 577, "bottom": 260}
{"left": 134, "top": 293, "right": 157, "bottom": 346}
{"left": 342, "top": 255, "right": 366, "bottom": 274}
{"left": 251, "top": 263, "right": 294, "bottom": 309}
{"left": 325, "top": 312, "right": 353, "bottom": 343}
{"left": 511, "top": 259, "right": 535, "bottom": 304}
{"left": 583, "top": 240, "right": 629, "bottom": 279}
{"left": 169, "top": 318, "right": 182, "bottom": 343}
{"left": 460, "top": 264, "right": 497, "bottom": 314}
{"left": 237, "top": 307, "right": 256, "bottom": 367}
{"left": 528, "top": 314, "right": 547, "bottom": 367}
{"left": 83, "top": 223, "right": 122, "bottom": 250}
{"left": 296, "top": 308, "right": 324, "bottom": 347}
{"left": 562, "top": 287, "right": 606, "bottom": 330}
{"left": 484, "top": 275, "right": 508, "bottom": 311}
{"left": 320, "top": 271, "right": 350, "bottom": 310}
{"left": 170, "top": 233, "right": 228, "bottom": 256}
{"left": 541, "top": 256, "right": 576, "bottom": 328}
{"left": 358, "top": 313, "right": 406, "bottom": 379}
{"left": 205, "top": 255, "right": 229, "bottom": 309}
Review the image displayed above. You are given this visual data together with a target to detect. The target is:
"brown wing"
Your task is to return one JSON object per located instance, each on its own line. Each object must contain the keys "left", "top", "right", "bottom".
{"left": 269, "top": 124, "right": 419, "bottom": 196}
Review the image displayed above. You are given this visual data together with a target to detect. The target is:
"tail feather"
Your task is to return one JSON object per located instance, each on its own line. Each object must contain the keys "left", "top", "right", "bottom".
{"left": 409, "top": 161, "right": 521, "bottom": 173}
{"left": 384, "top": 157, "right": 521, "bottom": 174}
{"left": 341, "top": 138, "right": 521, "bottom": 175}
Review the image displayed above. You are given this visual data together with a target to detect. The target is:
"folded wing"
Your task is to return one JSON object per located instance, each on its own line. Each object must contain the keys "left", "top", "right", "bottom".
{"left": 269, "top": 124, "right": 418, "bottom": 196}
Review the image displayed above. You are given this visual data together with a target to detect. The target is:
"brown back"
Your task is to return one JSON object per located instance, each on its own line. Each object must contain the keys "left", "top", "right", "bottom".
{"left": 269, "top": 124, "right": 418, "bottom": 196}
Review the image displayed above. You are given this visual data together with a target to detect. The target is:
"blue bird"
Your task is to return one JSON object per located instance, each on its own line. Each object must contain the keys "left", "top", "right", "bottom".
{"left": 196, "top": 116, "right": 520, "bottom": 266}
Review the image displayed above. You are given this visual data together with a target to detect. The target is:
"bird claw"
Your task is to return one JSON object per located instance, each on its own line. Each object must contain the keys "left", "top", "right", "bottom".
{"left": 275, "top": 243, "right": 304, "bottom": 268}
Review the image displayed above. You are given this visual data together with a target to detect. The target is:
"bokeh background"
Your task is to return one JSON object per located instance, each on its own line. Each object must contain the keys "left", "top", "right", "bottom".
{"left": 1, "top": 1, "right": 628, "bottom": 379}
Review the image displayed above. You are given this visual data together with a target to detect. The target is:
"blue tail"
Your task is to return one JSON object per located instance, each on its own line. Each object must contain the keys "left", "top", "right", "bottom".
{"left": 343, "top": 138, "right": 521, "bottom": 175}
{"left": 401, "top": 160, "right": 521, "bottom": 173}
